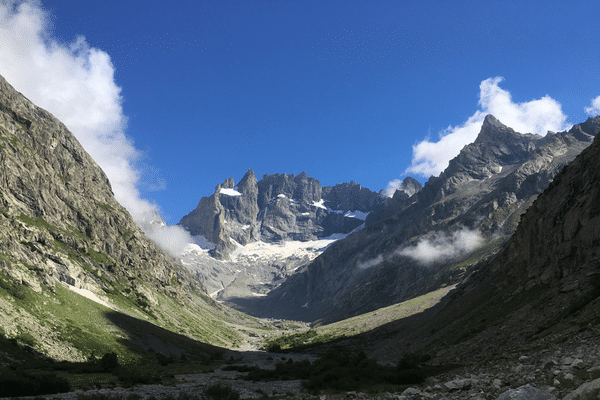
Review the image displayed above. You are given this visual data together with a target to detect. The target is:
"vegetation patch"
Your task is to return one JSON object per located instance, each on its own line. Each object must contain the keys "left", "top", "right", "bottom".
{"left": 97, "top": 203, "right": 115, "bottom": 211}
{"left": 17, "top": 213, "right": 58, "bottom": 232}
{"left": 0, "top": 368, "right": 71, "bottom": 397}
{"left": 204, "top": 383, "right": 240, "bottom": 400}
{"left": 0, "top": 272, "right": 27, "bottom": 299}
{"left": 229, "top": 349, "right": 451, "bottom": 394}
{"left": 263, "top": 286, "right": 455, "bottom": 352}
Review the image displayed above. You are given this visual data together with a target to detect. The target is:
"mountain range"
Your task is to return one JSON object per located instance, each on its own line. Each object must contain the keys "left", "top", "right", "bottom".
{"left": 177, "top": 114, "right": 600, "bottom": 323}
{"left": 1, "top": 71, "right": 600, "bottom": 398}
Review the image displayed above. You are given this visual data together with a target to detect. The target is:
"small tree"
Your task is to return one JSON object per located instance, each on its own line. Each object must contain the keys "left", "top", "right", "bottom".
{"left": 101, "top": 352, "right": 119, "bottom": 371}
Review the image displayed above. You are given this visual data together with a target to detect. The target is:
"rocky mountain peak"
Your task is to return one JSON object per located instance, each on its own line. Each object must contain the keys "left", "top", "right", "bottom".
{"left": 471, "top": 114, "right": 539, "bottom": 162}
{"left": 568, "top": 116, "right": 600, "bottom": 142}
{"left": 237, "top": 168, "right": 258, "bottom": 194}
{"left": 397, "top": 176, "right": 422, "bottom": 197}
{"left": 256, "top": 172, "right": 322, "bottom": 209}
{"left": 322, "top": 181, "right": 385, "bottom": 212}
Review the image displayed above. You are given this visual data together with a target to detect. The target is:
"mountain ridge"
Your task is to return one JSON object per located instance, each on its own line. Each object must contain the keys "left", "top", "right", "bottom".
{"left": 242, "top": 114, "right": 600, "bottom": 323}
{"left": 360, "top": 116, "right": 600, "bottom": 367}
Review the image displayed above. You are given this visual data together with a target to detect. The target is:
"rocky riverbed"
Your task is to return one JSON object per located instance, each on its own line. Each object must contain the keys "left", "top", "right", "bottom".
{"left": 3, "top": 330, "right": 599, "bottom": 400}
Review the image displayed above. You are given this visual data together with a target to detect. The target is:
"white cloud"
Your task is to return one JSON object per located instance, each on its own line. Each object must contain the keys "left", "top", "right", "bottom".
{"left": 0, "top": 0, "right": 193, "bottom": 258}
{"left": 357, "top": 255, "right": 384, "bottom": 270}
{"left": 397, "top": 227, "right": 483, "bottom": 266}
{"left": 405, "top": 77, "right": 571, "bottom": 178}
{"left": 584, "top": 96, "right": 600, "bottom": 116}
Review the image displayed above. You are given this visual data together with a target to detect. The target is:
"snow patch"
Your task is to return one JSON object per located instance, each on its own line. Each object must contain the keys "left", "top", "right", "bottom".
{"left": 220, "top": 188, "right": 242, "bottom": 196}
{"left": 193, "top": 235, "right": 216, "bottom": 250}
{"left": 344, "top": 210, "right": 369, "bottom": 220}
{"left": 66, "top": 284, "right": 114, "bottom": 310}
{"left": 311, "top": 199, "right": 327, "bottom": 209}
{"left": 230, "top": 235, "right": 345, "bottom": 263}
{"left": 181, "top": 235, "right": 216, "bottom": 261}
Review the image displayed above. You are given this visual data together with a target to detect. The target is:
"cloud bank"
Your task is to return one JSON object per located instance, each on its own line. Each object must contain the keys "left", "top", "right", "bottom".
{"left": 0, "top": 0, "right": 193, "bottom": 258}
{"left": 585, "top": 96, "right": 600, "bottom": 116}
{"left": 397, "top": 228, "right": 483, "bottom": 266}
{"left": 405, "top": 77, "right": 571, "bottom": 178}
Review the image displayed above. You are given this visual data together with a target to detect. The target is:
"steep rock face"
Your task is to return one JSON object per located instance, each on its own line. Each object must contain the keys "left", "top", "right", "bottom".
{"left": 322, "top": 181, "right": 385, "bottom": 212}
{"left": 257, "top": 115, "right": 600, "bottom": 323}
{"left": 0, "top": 75, "right": 176, "bottom": 290}
{"left": 365, "top": 118, "right": 600, "bottom": 365}
{"left": 0, "top": 74, "right": 246, "bottom": 360}
{"left": 179, "top": 171, "right": 384, "bottom": 259}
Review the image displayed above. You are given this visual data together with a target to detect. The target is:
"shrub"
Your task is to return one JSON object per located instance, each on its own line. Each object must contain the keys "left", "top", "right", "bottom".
{"left": 156, "top": 353, "right": 175, "bottom": 366}
{"left": 204, "top": 384, "right": 240, "bottom": 400}
{"left": 101, "top": 352, "right": 119, "bottom": 371}
{"left": 114, "top": 365, "right": 161, "bottom": 387}
{"left": 241, "top": 348, "right": 440, "bottom": 394}
{"left": 16, "top": 332, "right": 37, "bottom": 347}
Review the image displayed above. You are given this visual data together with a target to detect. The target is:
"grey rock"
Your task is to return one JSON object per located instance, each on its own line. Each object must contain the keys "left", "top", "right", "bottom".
{"left": 572, "top": 359, "right": 586, "bottom": 369}
{"left": 497, "top": 384, "right": 556, "bottom": 400}
{"left": 563, "top": 378, "right": 600, "bottom": 400}
{"left": 444, "top": 379, "right": 472, "bottom": 391}
{"left": 402, "top": 387, "right": 424, "bottom": 397}
{"left": 323, "top": 181, "right": 393, "bottom": 213}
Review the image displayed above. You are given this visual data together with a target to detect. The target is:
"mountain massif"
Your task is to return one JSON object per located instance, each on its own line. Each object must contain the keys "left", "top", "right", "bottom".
{"left": 0, "top": 74, "right": 257, "bottom": 363}
{"left": 177, "top": 171, "right": 390, "bottom": 304}
{"left": 179, "top": 171, "right": 386, "bottom": 260}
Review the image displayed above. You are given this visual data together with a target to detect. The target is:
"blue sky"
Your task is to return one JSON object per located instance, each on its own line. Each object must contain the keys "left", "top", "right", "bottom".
{"left": 1, "top": 0, "right": 600, "bottom": 229}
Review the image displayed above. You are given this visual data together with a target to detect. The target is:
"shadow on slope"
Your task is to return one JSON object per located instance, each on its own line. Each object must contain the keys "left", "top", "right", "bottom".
{"left": 104, "top": 310, "right": 226, "bottom": 360}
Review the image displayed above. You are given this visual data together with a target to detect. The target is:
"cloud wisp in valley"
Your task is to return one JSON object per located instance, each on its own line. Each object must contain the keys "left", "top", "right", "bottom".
{"left": 397, "top": 227, "right": 484, "bottom": 266}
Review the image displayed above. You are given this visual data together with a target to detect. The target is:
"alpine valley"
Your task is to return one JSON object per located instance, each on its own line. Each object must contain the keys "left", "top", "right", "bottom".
{"left": 1, "top": 72, "right": 600, "bottom": 399}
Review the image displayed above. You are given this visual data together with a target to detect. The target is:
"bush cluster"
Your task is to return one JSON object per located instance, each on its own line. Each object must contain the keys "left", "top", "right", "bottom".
{"left": 204, "top": 383, "right": 240, "bottom": 400}
{"left": 227, "top": 349, "right": 438, "bottom": 394}
{"left": 0, "top": 368, "right": 71, "bottom": 397}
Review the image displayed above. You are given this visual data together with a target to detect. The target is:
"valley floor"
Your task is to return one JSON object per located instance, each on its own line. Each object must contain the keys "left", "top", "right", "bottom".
{"left": 4, "top": 328, "right": 599, "bottom": 400}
